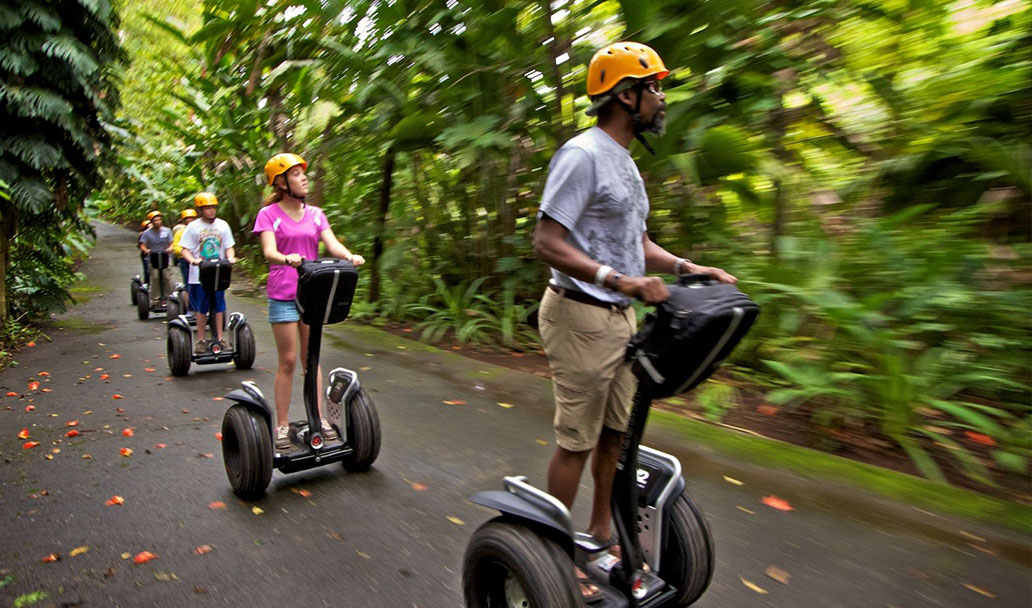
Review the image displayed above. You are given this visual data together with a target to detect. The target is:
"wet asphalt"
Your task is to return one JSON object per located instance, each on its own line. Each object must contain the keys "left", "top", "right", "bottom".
{"left": 0, "top": 222, "right": 1028, "bottom": 608}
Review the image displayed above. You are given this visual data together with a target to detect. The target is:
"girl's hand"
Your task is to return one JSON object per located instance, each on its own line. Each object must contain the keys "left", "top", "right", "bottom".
{"left": 284, "top": 253, "right": 302, "bottom": 267}
{"left": 349, "top": 254, "right": 365, "bottom": 267}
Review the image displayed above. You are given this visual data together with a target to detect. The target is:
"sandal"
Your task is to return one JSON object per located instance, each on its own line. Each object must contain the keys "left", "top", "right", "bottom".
{"left": 575, "top": 566, "right": 603, "bottom": 602}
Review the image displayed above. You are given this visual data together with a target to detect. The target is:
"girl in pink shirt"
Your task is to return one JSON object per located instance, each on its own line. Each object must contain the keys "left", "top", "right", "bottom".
{"left": 254, "top": 153, "right": 365, "bottom": 451}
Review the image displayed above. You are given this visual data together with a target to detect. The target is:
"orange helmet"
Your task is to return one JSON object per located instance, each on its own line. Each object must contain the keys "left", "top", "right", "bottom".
{"left": 586, "top": 42, "right": 669, "bottom": 97}
{"left": 146, "top": 210, "right": 162, "bottom": 220}
{"left": 194, "top": 192, "right": 218, "bottom": 208}
{"left": 140, "top": 220, "right": 150, "bottom": 230}
{"left": 180, "top": 208, "right": 198, "bottom": 220}
{"left": 264, "top": 153, "right": 307, "bottom": 186}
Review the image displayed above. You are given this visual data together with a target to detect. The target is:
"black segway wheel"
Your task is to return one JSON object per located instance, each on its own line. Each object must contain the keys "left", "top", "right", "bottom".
{"left": 463, "top": 519, "right": 584, "bottom": 608}
{"left": 341, "top": 388, "right": 380, "bottom": 472}
{"left": 222, "top": 404, "right": 273, "bottom": 500}
{"left": 167, "top": 326, "right": 191, "bottom": 376}
{"left": 234, "top": 323, "right": 255, "bottom": 370}
{"left": 166, "top": 298, "right": 180, "bottom": 320}
{"left": 129, "top": 280, "right": 139, "bottom": 305}
{"left": 136, "top": 288, "right": 150, "bottom": 320}
{"left": 658, "top": 492, "right": 715, "bottom": 606}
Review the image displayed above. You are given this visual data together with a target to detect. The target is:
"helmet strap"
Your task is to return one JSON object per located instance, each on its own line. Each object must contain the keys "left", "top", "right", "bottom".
{"left": 279, "top": 176, "right": 306, "bottom": 206}
{"left": 614, "top": 82, "right": 656, "bottom": 155}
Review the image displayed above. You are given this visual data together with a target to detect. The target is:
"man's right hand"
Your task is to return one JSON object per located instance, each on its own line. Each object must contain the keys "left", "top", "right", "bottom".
{"left": 616, "top": 275, "right": 669, "bottom": 304}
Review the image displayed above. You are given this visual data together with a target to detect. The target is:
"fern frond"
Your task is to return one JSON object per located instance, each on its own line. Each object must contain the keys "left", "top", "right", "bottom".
{"left": 0, "top": 4, "right": 24, "bottom": 32}
{"left": 1, "top": 135, "right": 68, "bottom": 172}
{"left": 20, "top": 1, "right": 62, "bottom": 33}
{"left": 0, "top": 46, "right": 39, "bottom": 76}
{"left": 41, "top": 35, "right": 100, "bottom": 77}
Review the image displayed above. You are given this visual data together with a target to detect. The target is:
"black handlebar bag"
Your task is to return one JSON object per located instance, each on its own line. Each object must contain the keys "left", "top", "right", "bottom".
{"left": 295, "top": 259, "right": 358, "bottom": 326}
{"left": 627, "top": 275, "right": 759, "bottom": 399}
{"left": 149, "top": 251, "right": 171, "bottom": 270}
{"left": 199, "top": 259, "right": 232, "bottom": 292}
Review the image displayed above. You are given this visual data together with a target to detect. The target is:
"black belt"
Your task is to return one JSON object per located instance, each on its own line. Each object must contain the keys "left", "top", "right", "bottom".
{"left": 548, "top": 284, "right": 628, "bottom": 311}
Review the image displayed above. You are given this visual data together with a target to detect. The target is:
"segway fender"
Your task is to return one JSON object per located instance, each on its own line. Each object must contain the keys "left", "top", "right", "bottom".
{"left": 227, "top": 311, "right": 245, "bottom": 332}
{"left": 168, "top": 316, "right": 191, "bottom": 332}
{"left": 225, "top": 383, "right": 273, "bottom": 432}
{"left": 471, "top": 489, "right": 575, "bottom": 556}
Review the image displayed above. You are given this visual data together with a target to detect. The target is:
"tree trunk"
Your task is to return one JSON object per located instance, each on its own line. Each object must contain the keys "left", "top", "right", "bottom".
{"left": 368, "top": 146, "right": 395, "bottom": 304}
{"left": 540, "top": 0, "right": 571, "bottom": 143}
{"left": 0, "top": 204, "right": 11, "bottom": 321}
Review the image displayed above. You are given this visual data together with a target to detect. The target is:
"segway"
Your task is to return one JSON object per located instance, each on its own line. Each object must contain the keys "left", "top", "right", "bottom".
{"left": 220, "top": 258, "right": 380, "bottom": 500}
{"left": 166, "top": 258, "right": 256, "bottom": 376}
{"left": 135, "top": 251, "right": 174, "bottom": 320}
{"left": 463, "top": 274, "right": 759, "bottom": 607}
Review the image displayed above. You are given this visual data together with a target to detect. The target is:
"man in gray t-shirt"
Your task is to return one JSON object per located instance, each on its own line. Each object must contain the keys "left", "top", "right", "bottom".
{"left": 138, "top": 211, "right": 174, "bottom": 304}
{"left": 533, "top": 41, "right": 736, "bottom": 595}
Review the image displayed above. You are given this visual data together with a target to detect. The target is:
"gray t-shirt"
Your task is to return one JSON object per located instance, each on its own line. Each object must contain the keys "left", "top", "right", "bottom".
{"left": 537, "top": 127, "right": 649, "bottom": 305}
{"left": 139, "top": 226, "right": 173, "bottom": 253}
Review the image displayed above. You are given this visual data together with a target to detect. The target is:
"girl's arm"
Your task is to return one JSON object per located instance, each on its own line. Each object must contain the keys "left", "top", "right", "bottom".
{"left": 319, "top": 228, "right": 365, "bottom": 265}
{"left": 260, "top": 231, "right": 301, "bottom": 266}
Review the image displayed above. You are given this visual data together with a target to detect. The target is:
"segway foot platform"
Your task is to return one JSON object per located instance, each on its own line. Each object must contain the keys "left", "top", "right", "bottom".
{"left": 273, "top": 422, "right": 353, "bottom": 473}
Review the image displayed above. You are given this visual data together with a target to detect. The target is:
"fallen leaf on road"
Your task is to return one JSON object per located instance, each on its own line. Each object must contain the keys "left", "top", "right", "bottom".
{"left": 41, "top": 388, "right": 52, "bottom": 393}
{"left": 110, "top": 354, "right": 121, "bottom": 359}
{"left": 104, "top": 567, "right": 117, "bottom": 578}
{"left": 66, "top": 430, "right": 79, "bottom": 438}
{"left": 251, "top": 506, "right": 264, "bottom": 515}
{"left": 17, "top": 428, "right": 29, "bottom": 439}
{"left": 24, "top": 405, "right": 34, "bottom": 411}
{"left": 356, "top": 550, "right": 371, "bottom": 559}
{"left": 45, "top": 454, "right": 53, "bottom": 460}
{"left": 740, "top": 576, "right": 768, "bottom": 594}
{"left": 41, "top": 553, "right": 60, "bottom": 563}
{"left": 122, "top": 374, "right": 132, "bottom": 378}
{"left": 194, "top": 545, "right": 214, "bottom": 555}
{"left": 442, "top": 400, "right": 466, "bottom": 405}
{"left": 154, "top": 443, "right": 167, "bottom": 448}
{"left": 94, "top": 367, "right": 104, "bottom": 371}
{"left": 106, "top": 495, "right": 125, "bottom": 506}
{"left": 723, "top": 475, "right": 744, "bottom": 486}
{"left": 211, "top": 396, "right": 224, "bottom": 401}
{"left": 290, "top": 487, "right": 313, "bottom": 498}
{"left": 535, "top": 439, "right": 549, "bottom": 445}
{"left": 23, "top": 441, "right": 40, "bottom": 449}
{"left": 410, "top": 482, "right": 427, "bottom": 492}
{"left": 120, "top": 448, "right": 133, "bottom": 457}
{"left": 962, "top": 583, "right": 997, "bottom": 598}
{"left": 99, "top": 374, "right": 109, "bottom": 380}
{"left": 69, "top": 546, "right": 89, "bottom": 557}
{"left": 112, "top": 394, "right": 124, "bottom": 400}
{"left": 215, "top": 432, "right": 222, "bottom": 441}
{"left": 144, "top": 368, "right": 156, "bottom": 372}
{"left": 122, "top": 428, "right": 134, "bottom": 437}
{"left": 132, "top": 551, "right": 157, "bottom": 564}
{"left": 7, "top": 391, "right": 19, "bottom": 396}
{"left": 26, "top": 341, "right": 35, "bottom": 347}
{"left": 121, "top": 552, "right": 131, "bottom": 559}
{"left": 82, "top": 454, "right": 92, "bottom": 459}
{"left": 765, "top": 565, "right": 790, "bottom": 584}
{"left": 497, "top": 402, "right": 514, "bottom": 409}
{"left": 198, "top": 452, "right": 214, "bottom": 458}
{"left": 38, "top": 371, "right": 50, "bottom": 377}
{"left": 360, "top": 366, "right": 372, "bottom": 371}
{"left": 181, "top": 409, "right": 190, "bottom": 414}
{"left": 761, "top": 495, "right": 794, "bottom": 511}
{"left": 447, "top": 516, "right": 465, "bottom": 526}
{"left": 66, "top": 420, "right": 79, "bottom": 427}
{"left": 736, "top": 506, "right": 756, "bottom": 514}
{"left": 83, "top": 410, "right": 92, "bottom": 415}
{"left": 27, "top": 381, "right": 39, "bottom": 391}
{"left": 208, "top": 501, "right": 227, "bottom": 510}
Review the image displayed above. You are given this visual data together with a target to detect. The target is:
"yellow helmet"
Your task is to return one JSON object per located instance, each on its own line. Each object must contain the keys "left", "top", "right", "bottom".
{"left": 264, "top": 153, "right": 307, "bottom": 186}
{"left": 140, "top": 220, "right": 150, "bottom": 230}
{"left": 586, "top": 42, "right": 669, "bottom": 97}
{"left": 180, "top": 208, "right": 198, "bottom": 220}
{"left": 146, "top": 210, "right": 162, "bottom": 220}
{"left": 194, "top": 192, "right": 218, "bottom": 208}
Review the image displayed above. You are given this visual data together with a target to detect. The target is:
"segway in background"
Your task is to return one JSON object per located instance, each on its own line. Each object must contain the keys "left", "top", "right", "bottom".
{"left": 166, "top": 258, "right": 255, "bottom": 376}
{"left": 135, "top": 251, "right": 176, "bottom": 320}
{"left": 129, "top": 220, "right": 150, "bottom": 305}
{"left": 463, "top": 274, "right": 759, "bottom": 608}
{"left": 221, "top": 258, "right": 380, "bottom": 499}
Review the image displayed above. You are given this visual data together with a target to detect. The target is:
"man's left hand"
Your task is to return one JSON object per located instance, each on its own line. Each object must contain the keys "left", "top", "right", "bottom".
{"left": 698, "top": 265, "right": 737, "bottom": 285}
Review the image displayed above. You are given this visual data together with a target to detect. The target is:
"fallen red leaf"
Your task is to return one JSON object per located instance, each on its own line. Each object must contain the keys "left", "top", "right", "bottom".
{"left": 154, "top": 443, "right": 167, "bottom": 448}
{"left": 27, "top": 381, "right": 39, "bottom": 391}
{"left": 99, "top": 374, "right": 110, "bottom": 380}
{"left": 23, "top": 441, "right": 40, "bottom": 449}
{"left": 66, "top": 430, "right": 80, "bottom": 438}
{"left": 41, "top": 552, "right": 60, "bottom": 563}
{"left": 132, "top": 551, "right": 157, "bottom": 564}
{"left": 38, "top": 371, "right": 50, "bottom": 377}
{"left": 110, "top": 354, "right": 121, "bottom": 359}
{"left": 94, "top": 367, "right": 104, "bottom": 371}
{"left": 120, "top": 447, "right": 133, "bottom": 457}
{"left": 6, "top": 391, "right": 19, "bottom": 396}
{"left": 964, "top": 431, "right": 997, "bottom": 446}
{"left": 208, "top": 501, "right": 227, "bottom": 510}
{"left": 116, "top": 407, "right": 125, "bottom": 413}
{"left": 66, "top": 420, "right": 79, "bottom": 427}
{"left": 215, "top": 432, "right": 222, "bottom": 441}
{"left": 17, "top": 428, "right": 29, "bottom": 439}
{"left": 194, "top": 545, "right": 214, "bottom": 555}
{"left": 198, "top": 452, "right": 214, "bottom": 458}
{"left": 761, "top": 495, "right": 795, "bottom": 511}
{"left": 41, "top": 388, "right": 52, "bottom": 393}
{"left": 24, "top": 405, "right": 34, "bottom": 411}
{"left": 291, "top": 487, "right": 313, "bottom": 498}
{"left": 112, "top": 394, "right": 124, "bottom": 400}
{"left": 442, "top": 399, "right": 466, "bottom": 405}
{"left": 105, "top": 495, "right": 125, "bottom": 506}
{"left": 144, "top": 367, "right": 156, "bottom": 372}
{"left": 26, "top": 341, "right": 36, "bottom": 347}
{"left": 122, "top": 428, "right": 134, "bottom": 437}
{"left": 411, "top": 482, "right": 428, "bottom": 492}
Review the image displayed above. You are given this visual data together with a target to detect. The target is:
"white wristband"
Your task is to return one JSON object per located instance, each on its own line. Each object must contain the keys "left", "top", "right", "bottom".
{"left": 594, "top": 264, "right": 613, "bottom": 287}
{"left": 675, "top": 257, "right": 689, "bottom": 275}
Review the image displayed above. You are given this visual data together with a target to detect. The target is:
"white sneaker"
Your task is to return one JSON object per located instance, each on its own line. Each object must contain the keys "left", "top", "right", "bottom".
{"left": 275, "top": 425, "right": 290, "bottom": 451}
{"left": 320, "top": 419, "right": 339, "bottom": 441}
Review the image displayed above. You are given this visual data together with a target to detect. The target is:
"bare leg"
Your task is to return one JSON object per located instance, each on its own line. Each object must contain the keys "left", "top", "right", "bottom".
{"left": 548, "top": 444, "right": 601, "bottom": 599}
{"left": 587, "top": 426, "right": 624, "bottom": 545}
{"left": 214, "top": 311, "right": 224, "bottom": 341}
{"left": 271, "top": 321, "right": 299, "bottom": 428}
{"left": 195, "top": 312, "right": 207, "bottom": 342}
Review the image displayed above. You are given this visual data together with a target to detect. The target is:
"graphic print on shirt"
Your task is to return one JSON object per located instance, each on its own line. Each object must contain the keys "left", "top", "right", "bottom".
{"left": 197, "top": 226, "right": 224, "bottom": 259}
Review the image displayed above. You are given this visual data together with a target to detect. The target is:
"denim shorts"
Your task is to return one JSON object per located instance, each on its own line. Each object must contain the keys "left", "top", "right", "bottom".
{"left": 269, "top": 298, "right": 300, "bottom": 323}
{"left": 188, "top": 283, "right": 226, "bottom": 314}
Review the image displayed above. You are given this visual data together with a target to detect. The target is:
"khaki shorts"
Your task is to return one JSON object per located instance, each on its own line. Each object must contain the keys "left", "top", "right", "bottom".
{"left": 538, "top": 287, "right": 637, "bottom": 452}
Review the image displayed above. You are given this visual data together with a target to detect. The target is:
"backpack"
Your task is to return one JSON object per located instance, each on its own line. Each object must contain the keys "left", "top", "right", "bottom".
{"left": 627, "top": 274, "right": 759, "bottom": 399}
{"left": 198, "top": 259, "right": 232, "bottom": 292}
{"left": 295, "top": 259, "right": 358, "bottom": 326}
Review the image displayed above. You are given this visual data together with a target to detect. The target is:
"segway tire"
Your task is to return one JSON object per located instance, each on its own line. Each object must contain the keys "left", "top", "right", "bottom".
{"left": 166, "top": 298, "right": 180, "bottom": 320}
{"left": 167, "top": 326, "right": 191, "bottom": 376}
{"left": 341, "top": 388, "right": 380, "bottom": 472}
{"left": 658, "top": 492, "right": 715, "bottom": 606}
{"left": 129, "top": 281, "right": 138, "bottom": 305}
{"left": 222, "top": 404, "right": 273, "bottom": 500}
{"left": 463, "top": 519, "right": 584, "bottom": 608}
{"left": 234, "top": 323, "right": 255, "bottom": 370}
{"left": 136, "top": 289, "right": 150, "bottom": 320}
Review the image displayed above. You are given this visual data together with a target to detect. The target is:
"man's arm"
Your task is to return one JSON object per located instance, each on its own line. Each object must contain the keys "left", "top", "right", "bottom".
{"left": 534, "top": 216, "right": 669, "bottom": 303}
{"left": 642, "top": 233, "right": 738, "bottom": 284}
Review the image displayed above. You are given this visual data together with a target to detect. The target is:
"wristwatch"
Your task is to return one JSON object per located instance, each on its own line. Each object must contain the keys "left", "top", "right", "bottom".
{"left": 607, "top": 272, "right": 624, "bottom": 289}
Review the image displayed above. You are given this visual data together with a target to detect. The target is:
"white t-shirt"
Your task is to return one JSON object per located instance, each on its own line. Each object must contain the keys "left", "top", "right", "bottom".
{"left": 178, "top": 217, "right": 236, "bottom": 284}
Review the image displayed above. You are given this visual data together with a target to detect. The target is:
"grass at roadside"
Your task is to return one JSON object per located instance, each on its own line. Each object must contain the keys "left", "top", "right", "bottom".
{"left": 651, "top": 410, "right": 1032, "bottom": 535}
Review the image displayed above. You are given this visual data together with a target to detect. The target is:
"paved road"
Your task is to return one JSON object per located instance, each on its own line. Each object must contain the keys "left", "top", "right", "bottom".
{"left": 0, "top": 222, "right": 1028, "bottom": 608}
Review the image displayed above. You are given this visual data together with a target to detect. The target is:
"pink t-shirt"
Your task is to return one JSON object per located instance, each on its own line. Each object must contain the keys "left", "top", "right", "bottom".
{"left": 253, "top": 203, "right": 330, "bottom": 300}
